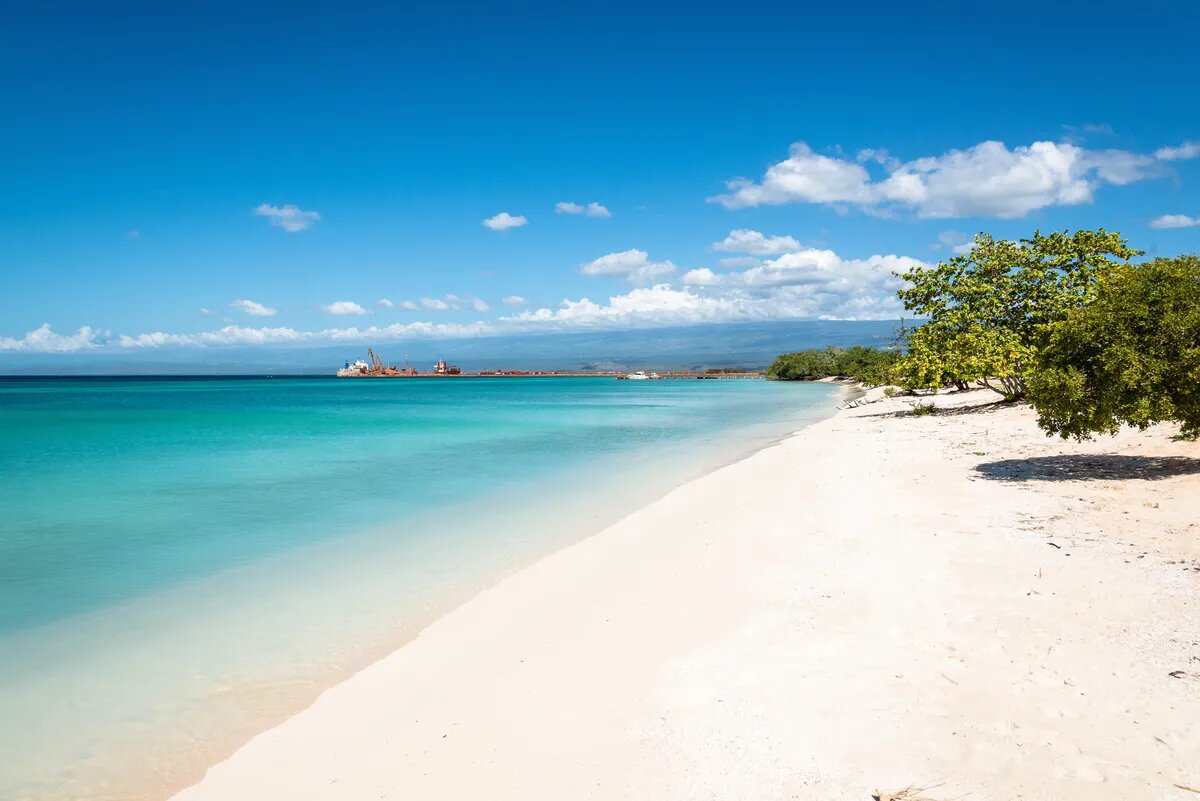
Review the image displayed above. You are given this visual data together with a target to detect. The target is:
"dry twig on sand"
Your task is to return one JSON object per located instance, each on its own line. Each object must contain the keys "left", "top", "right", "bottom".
{"left": 872, "top": 785, "right": 949, "bottom": 801}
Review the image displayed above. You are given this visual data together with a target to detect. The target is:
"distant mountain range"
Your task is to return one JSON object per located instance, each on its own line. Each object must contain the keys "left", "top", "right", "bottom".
{"left": 0, "top": 319, "right": 903, "bottom": 375}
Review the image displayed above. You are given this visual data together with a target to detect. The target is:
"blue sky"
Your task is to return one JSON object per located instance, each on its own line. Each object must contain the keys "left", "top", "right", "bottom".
{"left": 3, "top": 0, "right": 1199, "bottom": 359}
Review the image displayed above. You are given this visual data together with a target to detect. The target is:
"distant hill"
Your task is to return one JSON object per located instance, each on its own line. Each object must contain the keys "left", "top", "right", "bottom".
{"left": 0, "top": 319, "right": 902, "bottom": 376}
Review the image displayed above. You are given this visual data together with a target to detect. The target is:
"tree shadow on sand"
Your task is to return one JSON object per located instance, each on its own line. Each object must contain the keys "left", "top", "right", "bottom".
{"left": 975, "top": 454, "right": 1200, "bottom": 482}
{"left": 860, "top": 399, "right": 1014, "bottom": 419}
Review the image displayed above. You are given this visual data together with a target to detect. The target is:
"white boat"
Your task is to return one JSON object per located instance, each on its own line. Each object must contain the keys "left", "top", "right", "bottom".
{"left": 336, "top": 359, "right": 371, "bottom": 377}
{"left": 625, "top": 371, "right": 657, "bottom": 380}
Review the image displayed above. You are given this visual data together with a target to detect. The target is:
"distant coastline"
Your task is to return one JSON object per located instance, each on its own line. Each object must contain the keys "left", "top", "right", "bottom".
{"left": 335, "top": 370, "right": 765, "bottom": 379}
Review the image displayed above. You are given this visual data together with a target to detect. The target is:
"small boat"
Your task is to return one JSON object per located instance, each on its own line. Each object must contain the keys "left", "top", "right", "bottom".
{"left": 624, "top": 371, "right": 660, "bottom": 380}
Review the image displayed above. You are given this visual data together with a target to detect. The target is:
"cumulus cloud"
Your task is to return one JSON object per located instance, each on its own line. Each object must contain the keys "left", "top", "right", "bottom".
{"left": 697, "top": 249, "right": 916, "bottom": 294}
{"left": 321, "top": 300, "right": 369, "bottom": 316}
{"left": 0, "top": 323, "right": 99, "bottom": 352}
{"left": 115, "top": 322, "right": 492, "bottom": 350}
{"left": 230, "top": 299, "right": 277, "bottom": 317}
{"left": 400, "top": 300, "right": 419, "bottom": 311}
{"left": 5, "top": 242, "right": 926, "bottom": 353}
{"left": 503, "top": 276, "right": 904, "bottom": 331}
{"left": 1154, "top": 141, "right": 1200, "bottom": 161}
{"left": 254, "top": 203, "right": 320, "bottom": 232}
{"left": 555, "top": 201, "right": 612, "bottom": 218}
{"left": 680, "top": 267, "right": 722, "bottom": 286}
{"left": 710, "top": 139, "right": 1181, "bottom": 218}
{"left": 712, "top": 229, "right": 802, "bottom": 255}
{"left": 482, "top": 212, "right": 528, "bottom": 231}
{"left": 580, "top": 249, "right": 677, "bottom": 284}
{"left": 509, "top": 245, "right": 920, "bottom": 329}
{"left": 377, "top": 298, "right": 394, "bottom": 308}
{"left": 1149, "top": 213, "right": 1200, "bottom": 229}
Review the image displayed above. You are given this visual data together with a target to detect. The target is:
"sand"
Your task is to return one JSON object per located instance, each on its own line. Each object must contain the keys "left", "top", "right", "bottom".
{"left": 171, "top": 388, "right": 1200, "bottom": 801}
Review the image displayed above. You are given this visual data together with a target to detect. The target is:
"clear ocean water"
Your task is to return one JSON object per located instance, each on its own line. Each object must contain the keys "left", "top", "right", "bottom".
{"left": 0, "top": 375, "right": 839, "bottom": 800}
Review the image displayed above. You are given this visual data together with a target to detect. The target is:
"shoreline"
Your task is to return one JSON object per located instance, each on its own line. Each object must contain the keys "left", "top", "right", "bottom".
{"left": 9, "top": 381, "right": 845, "bottom": 801}
{"left": 171, "top": 387, "right": 1199, "bottom": 801}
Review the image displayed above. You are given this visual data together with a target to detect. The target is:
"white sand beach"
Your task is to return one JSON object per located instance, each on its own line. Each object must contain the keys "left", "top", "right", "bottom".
{"left": 171, "top": 389, "right": 1200, "bottom": 801}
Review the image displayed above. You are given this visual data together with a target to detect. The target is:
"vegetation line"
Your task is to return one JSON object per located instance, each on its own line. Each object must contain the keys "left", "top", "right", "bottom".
{"left": 768, "top": 229, "right": 1200, "bottom": 441}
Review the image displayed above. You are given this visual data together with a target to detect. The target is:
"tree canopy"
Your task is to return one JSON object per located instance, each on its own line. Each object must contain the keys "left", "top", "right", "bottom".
{"left": 766, "top": 346, "right": 899, "bottom": 385}
{"left": 1026, "top": 255, "right": 1200, "bottom": 440}
{"left": 766, "top": 228, "right": 1200, "bottom": 441}
{"left": 895, "top": 230, "right": 1142, "bottom": 398}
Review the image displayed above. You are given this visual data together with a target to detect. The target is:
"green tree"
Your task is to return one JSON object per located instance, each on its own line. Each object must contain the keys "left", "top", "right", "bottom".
{"left": 765, "top": 348, "right": 839, "bottom": 380}
{"left": 766, "top": 346, "right": 900, "bottom": 384}
{"left": 1027, "top": 256, "right": 1200, "bottom": 440}
{"left": 895, "top": 230, "right": 1142, "bottom": 398}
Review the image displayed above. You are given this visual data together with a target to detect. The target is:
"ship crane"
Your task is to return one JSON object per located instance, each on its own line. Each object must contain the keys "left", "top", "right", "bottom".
{"left": 367, "top": 348, "right": 384, "bottom": 372}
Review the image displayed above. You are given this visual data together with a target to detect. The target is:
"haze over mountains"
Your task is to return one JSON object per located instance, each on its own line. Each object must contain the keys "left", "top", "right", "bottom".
{"left": 0, "top": 320, "right": 898, "bottom": 375}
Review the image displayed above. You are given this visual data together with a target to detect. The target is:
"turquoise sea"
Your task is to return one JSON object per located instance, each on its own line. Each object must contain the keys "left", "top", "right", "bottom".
{"left": 0, "top": 376, "right": 839, "bottom": 800}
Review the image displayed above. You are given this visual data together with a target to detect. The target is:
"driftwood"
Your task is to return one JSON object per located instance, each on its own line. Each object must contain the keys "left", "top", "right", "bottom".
{"left": 872, "top": 786, "right": 946, "bottom": 801}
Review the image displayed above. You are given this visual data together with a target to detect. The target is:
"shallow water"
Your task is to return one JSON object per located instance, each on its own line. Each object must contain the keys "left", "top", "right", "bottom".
{"left": 0, "top": 375, "right": 838, "bottom": 800}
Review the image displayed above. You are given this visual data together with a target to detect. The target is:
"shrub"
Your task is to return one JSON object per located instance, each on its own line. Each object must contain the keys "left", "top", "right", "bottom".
{"left": 1027, "top": 256, "right": 1200, "bottom": 440}
{"left": 766, "top": 346, "right": 900, "bottom": 385}
{"left": 895, "top": 229, "right": 1142, "bottom": 397}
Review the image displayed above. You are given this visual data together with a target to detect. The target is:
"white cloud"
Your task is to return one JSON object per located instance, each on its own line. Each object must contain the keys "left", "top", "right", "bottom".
{"left": 254, "top": 203, "right": 320, "bottom": 232}
{"left": 400, "top": 300, "right": 419, "bottom": 311}
{"left": 710, "top": 139, "right": 1179, "bottom": 218}
{"left": 503, "top": 276, "right": 904, "bottom": 331}
{"left": 556, "top": 201, "right": 611, "bottom": 218}
{"left": 580, "top": 249, "right": 677, "bottom": 284}
{"left": 1154, "top": 141, "right": 1200, "bottom": 161}
{"left": 199, "top": 307, "right": 217, "bottom": 317}
{"left": 712, "top": 143, "right": 873, "bottom": 209}
{"left": 0, "top": 323, "right": 99, "bottom": 352}
{"left": 712, "top": 249, "right": 916, "bottom": 294}
{"left": 377, "top": 298, "right": 394, "bottom": 308}
{"left": 501, "top": 285, "right": 735, "bottom": 329}
{"left": 508, "top": 245, "right": 920, "bottom": 329}
{"left": 482, "top": 212, "right": 528, "bottom": 231}
{"left": 1149, "top": 213, "right": 1200, "bottom": 229}
{"left": 712, "top": 229, "right": 802, "bottom": 255}
{"left": 933, "top": 230, "right": 976, "bottom": 254}
{"left": 430, "top": 294, "right": 490, "bottom": 312}
{"left": 230, "top": 299, "right": 277, "bottom": 317}
{"left": 321, "top": 300, "right": 369, "bottom": 316}
{"left": 681, "top": 267, "right": 722, "bottom": 286}
{"left": 5, "top": 243, "right": 925, "bottom": 354}
{"left": 115, "top": 322, "right": 492, "bottom": 350}
{"left": 502, "top": 295, "right": 528, "bottom": 306}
